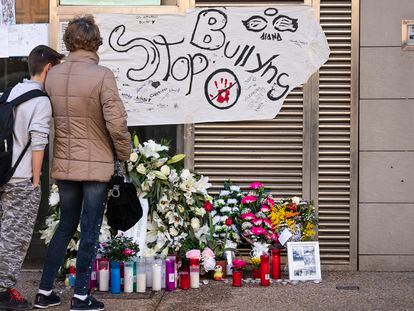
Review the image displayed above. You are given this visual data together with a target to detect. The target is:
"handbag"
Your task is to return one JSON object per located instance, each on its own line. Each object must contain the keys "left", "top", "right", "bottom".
{"left": 106, "top": 161, "right": 143, "bottom": 232}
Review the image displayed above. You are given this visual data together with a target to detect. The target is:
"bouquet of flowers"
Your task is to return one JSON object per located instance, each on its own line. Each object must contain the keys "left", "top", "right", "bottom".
{"left": 40, "top": 184, "right": 112, "bottom": 272}
{"left": 99, "top": 235, "right": 139, "bottom": 262}
{"left": 232, "top": 259, "right": 247, "bottom": 272}
{"left": 127, "top": 135, "right": 212, "bottom": 256}
{"left": 268, "top": 196, "right": 317, "bottom": 244}
{"left": 210, "top": 182, "right": 242, "bottom": 249}
{"left": 238, "top": 182, "right": 278, "bottom": 245}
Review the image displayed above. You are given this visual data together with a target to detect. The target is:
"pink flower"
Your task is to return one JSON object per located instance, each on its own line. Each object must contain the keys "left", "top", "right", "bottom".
{"left": 249, "top": 182, "right": 263, "bottom": 189}
{"left": 251, "top": 227, "right": 266, "bottom": 236}
{"left": 260, "top": 205, "right": 271, "bottom": 213}
{"left": 265, "top": 197, "right": 275, "bottom": 206}
{"left": 186, "top": 249, "right": 201, "bottom": 259}
{"left": 202, "top": 247, "right": 215, "bottom": 259}
{"left": 251, "top": 218, "right": 263, "bottom": 226}
{"left": 232, "top": 259, "right": 247, "bottom": 271}
{"left": 268, "top": 233, "right": 278, "bottom": 241}
{"left": 263, "top": 219, "right": 273, "bottom": 229}
{"left": 241, "top": 196, "right": 257, "bottom": 204}
{"left": 123, "top": 248, "right": 134, "bottom": 257}
{"left": 241, "top": 213, "right": 255, "bottom": 221}
{"left": 225, "top": 218, "right": 233, "bottom": 226}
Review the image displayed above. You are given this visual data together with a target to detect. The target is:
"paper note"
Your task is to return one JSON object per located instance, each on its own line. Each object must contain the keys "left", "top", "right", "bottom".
{"left": 8, "top": 24, "right": 49, "bottom": 57}
{"left": 279, "top": 228, "right": 293, "bottom": 246}
{"left": 0, "top": 26, "right": 9, "bottom": 58}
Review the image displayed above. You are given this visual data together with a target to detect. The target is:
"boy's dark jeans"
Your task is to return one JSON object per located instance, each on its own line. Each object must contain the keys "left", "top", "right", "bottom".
{"left": 39, "top": 180, "right": 108, "bottom": 295}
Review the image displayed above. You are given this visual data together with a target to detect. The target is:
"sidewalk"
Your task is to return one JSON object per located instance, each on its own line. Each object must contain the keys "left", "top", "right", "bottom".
{"left": 16, "top": 270, "right": 414, "bottom": 311}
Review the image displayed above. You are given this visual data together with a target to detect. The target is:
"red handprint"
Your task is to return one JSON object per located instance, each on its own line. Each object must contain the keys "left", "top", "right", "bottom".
{"left": 209, "top": 78, "right": 233, "bottom": 104}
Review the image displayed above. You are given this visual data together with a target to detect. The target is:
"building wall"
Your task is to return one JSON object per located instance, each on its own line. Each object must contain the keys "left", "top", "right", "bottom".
{"left": 359, "top": 0, "right": 414, "bottom": 271}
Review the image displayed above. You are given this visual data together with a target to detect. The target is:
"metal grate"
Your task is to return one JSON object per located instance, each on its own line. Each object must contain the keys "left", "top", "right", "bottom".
{"left": 318, "top": 0, "right": 353, "bottom": 267}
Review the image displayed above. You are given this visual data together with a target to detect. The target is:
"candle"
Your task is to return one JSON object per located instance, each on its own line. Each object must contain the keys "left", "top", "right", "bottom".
{"left": 232, "top": 270, "right": 243, "bottom": 287}
{"left": 98, "top": 259, "right": 109, "bottom": 291}
{"left": 165, "top": 258, "right": 175, "bottom": 291}
{"left": 260, "top": 254, "right": 270, "bottom": 286}
{"left": 167, "top": 255, "right": 178, "bottom": 288}
{"left": 179, "top": 271, "right": 190, "bottom": 290}
{"left": 136, "top": 258, "right": 146, "bottom": 293}
{"left": 124, "top": 261, "right": 134, "bottom": 293}
{"left": 89, "top": 259, "right": 97, "bottom": 289}
{"left": 161, "top": 259, "right": 166, "bottom": 289}
{"left": 271, "top": 249, "right": 281, "bottom": 279}
{"left": 145, "top": 258, "right": 154, "bottom": 288}
{"left": 69, "top": 265, "right": 76, "bottom": 287}
{"left": 110, "top": 261, "right": 121, "bottom": 294}
{"left": 189, "top": 258, "right": 200, "bottom": 289}
{"left": 152, "top": 259, "right": 162, "bottom": 291}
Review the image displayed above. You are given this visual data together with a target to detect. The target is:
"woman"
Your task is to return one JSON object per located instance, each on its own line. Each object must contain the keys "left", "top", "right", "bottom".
{"left": 34, "top": 16, "right": 131, "bottom": 311}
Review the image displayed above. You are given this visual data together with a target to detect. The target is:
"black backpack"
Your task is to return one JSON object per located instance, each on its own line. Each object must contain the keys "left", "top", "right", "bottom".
{"left": 0, "top": 87, "right": 48, "bottom": 187}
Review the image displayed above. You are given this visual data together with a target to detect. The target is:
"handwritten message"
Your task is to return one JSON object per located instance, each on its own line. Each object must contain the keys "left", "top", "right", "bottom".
{"left": 96, "top": 7, "right": 329, "bottom": 125}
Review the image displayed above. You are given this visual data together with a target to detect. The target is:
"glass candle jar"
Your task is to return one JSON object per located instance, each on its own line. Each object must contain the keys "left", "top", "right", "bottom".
{"left": 152, "top": 259, "right": 162, "bottom": 291}
{"left": 189, "top": 258, "right": 200, "bottom": 289}
{"left": 98, "top": 259, "right": 109, "bottom": 291}
{"left": 232, "top": 270, "right": 243, "bottom": 287}
{"left": 145, "top": 258, "right": 154, "bottom": 288}
{"left": 136, "top": 258, "right": 146, "bottom": 293}
{"left": 124, "top": 261, "right": 134, "bottom": 293}
{"left": 260, "top": 254, "right": 270, "bottom": 286}
{"left": 165, "top": 257, "right": 176, "bottom": 291}
{"left": 271, "top": 249, "right": 281, "bottom": 279}
{"left": 110, "top": 261, "right": 121, "bottom": 294}
{"left": 179, "top": 271, "right": 190, "bottom": 290}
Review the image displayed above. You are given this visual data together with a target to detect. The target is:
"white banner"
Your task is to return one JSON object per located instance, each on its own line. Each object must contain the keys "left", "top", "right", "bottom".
{"left": 96, "top": 7, "right": 329, "bottom": 125}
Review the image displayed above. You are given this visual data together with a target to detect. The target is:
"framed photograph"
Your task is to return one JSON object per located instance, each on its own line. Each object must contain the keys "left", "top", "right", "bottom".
{"left": 287, "top": 241, "right": 321, "bottom": 281}
{"left": 402, "top": 20, "right": 414, "bottom": 51}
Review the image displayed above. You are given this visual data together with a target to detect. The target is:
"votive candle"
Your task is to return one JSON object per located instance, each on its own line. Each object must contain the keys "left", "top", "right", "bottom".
{"left": 152, "top": 259, "right": 162, "bottom": 291}
{"left": 145, "top": 258, "right": 154, "bottom": 288}
{"left": 179, "top": 271, "right": 190, "bottom": 290}
{"left": 260, "top": 254, "right": 270, "bottom": 286}
{"left": 136, "top": 258, "right": 146, "bottom": 293}
{"left": 165, "top": 258, "right": 176, "bottom": 291}
{"left": 124, "top": 261, "right": 134, "bottom": 293}
{"left": 189, "top": 258, "right": 200, "bottom": 289}
{"left": 98, "top": 259, "right": 109, "bottom": 292}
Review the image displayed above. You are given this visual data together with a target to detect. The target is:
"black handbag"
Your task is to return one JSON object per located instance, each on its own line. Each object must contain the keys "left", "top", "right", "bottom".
{"left": 106, "top": 161, "right": 143, "bottom": 232}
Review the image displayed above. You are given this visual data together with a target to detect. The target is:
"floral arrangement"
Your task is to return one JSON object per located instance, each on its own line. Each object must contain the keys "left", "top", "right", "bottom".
{"left": 40, "top": 184, "right": 112, "bottom": 271}
{"left": 127, "top": 136, "right": 212, "bottom": 257}
{"left": 237, "top": 182, "right": 278, "bottom": 246}
{"left": 209, "top": 182, "right": 242, "bottom": 251}
{"left": 269, "top": 196, "right": 317, "bottom": 243}
{"left": 99, "top": 235, "right": 139, "bottom": 262}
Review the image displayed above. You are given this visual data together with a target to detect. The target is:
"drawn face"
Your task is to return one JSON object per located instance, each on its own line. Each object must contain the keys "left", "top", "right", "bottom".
{"left": 204, "top": 68, "right": 241, "bottom": 110}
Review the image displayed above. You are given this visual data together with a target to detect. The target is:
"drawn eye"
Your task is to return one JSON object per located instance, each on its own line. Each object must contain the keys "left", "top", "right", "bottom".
{"left": 273, "top": 15, "right": 298, "bottom": 32}
{"left": 242, "top": 16, "right": 268, "bottom": 32}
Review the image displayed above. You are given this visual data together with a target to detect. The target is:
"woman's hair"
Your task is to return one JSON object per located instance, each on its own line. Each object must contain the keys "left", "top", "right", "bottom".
{"left": 63, "top": 15, "right": 103, "bottom": 52}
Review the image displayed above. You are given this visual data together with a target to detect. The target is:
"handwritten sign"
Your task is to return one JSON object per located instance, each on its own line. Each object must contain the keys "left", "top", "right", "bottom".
{"left": 96, "top": 7, "right": 329, "bottom": 125}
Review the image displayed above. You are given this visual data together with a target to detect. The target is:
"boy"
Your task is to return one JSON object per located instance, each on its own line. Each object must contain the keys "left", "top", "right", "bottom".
{"left": 0, "top": 45, "right": 64, "bottom": 311}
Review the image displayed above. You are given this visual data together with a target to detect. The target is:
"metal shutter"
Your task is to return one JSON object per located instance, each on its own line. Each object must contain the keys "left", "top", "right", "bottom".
{"left": 318, "top": 0, "right": 356, "bottom": 269}
{"left": 192, "top": 0, "right": 357, "bottom": 269}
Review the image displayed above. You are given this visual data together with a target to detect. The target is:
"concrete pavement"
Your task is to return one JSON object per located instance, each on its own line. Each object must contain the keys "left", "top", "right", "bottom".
{"left": 15, "top": 270, "right": 414, "bottom": 311}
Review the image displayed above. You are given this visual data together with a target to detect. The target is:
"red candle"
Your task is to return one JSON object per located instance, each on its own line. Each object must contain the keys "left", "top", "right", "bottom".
{"left": 271, "top": 249, "right": 281, "bottom": 279}
{"left": 179, "top": 271, "right": 190, "bottom": 290}
{"left": 260, "top": 254, "right": 270, "bottom": 286}
{"left": 232, "top": 270, "right": 243, "bottom": 287}
{"left": 252, "top": 268, "right": 260, "bottom": 280}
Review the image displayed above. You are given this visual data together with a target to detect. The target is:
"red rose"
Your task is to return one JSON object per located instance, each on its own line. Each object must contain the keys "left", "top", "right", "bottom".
{"left": 203, "top": 201, "right": 213, "bottom": 213}
{"left": 225, "top": 218, "right": 233, "bottom": 226}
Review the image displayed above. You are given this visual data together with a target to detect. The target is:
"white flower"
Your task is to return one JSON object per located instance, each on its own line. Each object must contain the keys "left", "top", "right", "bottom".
{"left": 220, "top": 190, "right": 230, "bottom": 197}
{"left": 160, "top": 165, "right": 171, "bottom": 176}
{"left": 194, "top": 207, "right": 206, "bottom": 217}
{"left": 169, "top": 227, "right": 179, "bottom": 237}
{"left": 143, "top": 247, "right": 157, "bottom": 258}
{"left": 157, "top": 195, "right": 170, "bottom": 214}
{"left": 230, "top": 185, "right": 240, "bottom": 192}
{"left": 137, "top": 164, "right": 146, "bottom": 174}
{"left": 168, "top": 169, "right": 179, "bottom": 183}
{"left": 48, "top": 192, "right": 60, "bottom": 207}
{"left": 195, "top": 224, "right": 209, "bottom": 243}
{"left": 242, "top": 222, "right": 253, "bottom": 229}
{"left": 227, "top": 198, "right": 237, "bottom": 205}
{"left": 166, "top": 211, "right": 184, "bottom": 227}
{"left": 195, "top": 176, "right": 211, "bottom": 195}
{"left": 212, "top": 215, "right": 221, "bottom": 225}
{"left": 139, "top": 140, "right": 169, "bottom": 159}
{"left": 129, "top": 152, "right": 138, "bottom": 163}
{"left": 220, "top": 206, "right": 231, "bottom": 213}
{"left": 180, "top": 169, "right": 192, "bottom": 181}
{"left": 155, "top": 158, "right": 168, "bottom": 168}
{"left": 191, "top": 217, "right": 201, "bottom": 230}
{"left": 99, "top": 216, "right": 112, "bottom": 243}
{"left": 291, "top": 196, "right": 301, "bottom": 204}
{"left": 177, "top": 205, "right": 185, "bottom": 213}
{"left": 216, "top": 199, "right": 225, "bottom": 206}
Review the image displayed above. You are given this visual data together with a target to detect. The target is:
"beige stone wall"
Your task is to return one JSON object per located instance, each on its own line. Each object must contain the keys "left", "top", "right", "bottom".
{"left": 359, "top": 0, "right": 414, "bottom": 271}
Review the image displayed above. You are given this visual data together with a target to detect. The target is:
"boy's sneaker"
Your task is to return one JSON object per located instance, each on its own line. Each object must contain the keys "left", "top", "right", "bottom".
{"left": 0, "top": 288, "right": 32, "bottom": 310}
{"left": 70, "top": 296, "right": 104, "bottom": 311}
{"left": 33, "top": 292, "right": 61, "bottom": 309}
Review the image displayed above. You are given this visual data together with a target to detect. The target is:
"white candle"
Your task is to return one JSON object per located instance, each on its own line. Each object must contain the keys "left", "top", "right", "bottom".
{"left": 145, "top": 258, "right": 153, "bottom": 287}
{"left": 152, "top": 262, "right": 162, "bottom": 291}
{"left": 124, "top": 264, "right": 134, "bottom": 293}
{"left": 190, "top": 271, "right": 199, "bottom": 289}
{"left": 161, "top": 260, "right": 166, "bottom": 289}
{"left": 99, "top": 269, "right": 109, "bottom": 291}
{"left": 136, "top": 273, "right": 146, "bottom": 293}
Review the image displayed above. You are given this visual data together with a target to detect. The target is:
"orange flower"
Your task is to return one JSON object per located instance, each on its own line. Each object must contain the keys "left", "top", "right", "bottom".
{"left": 286, "top": 212, "right": 299, "bottom": 218}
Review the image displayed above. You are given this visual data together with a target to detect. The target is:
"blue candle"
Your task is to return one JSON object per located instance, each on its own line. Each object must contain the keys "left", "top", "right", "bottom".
{"left": 110, "top": 261, "right": 121, "bottom": 294}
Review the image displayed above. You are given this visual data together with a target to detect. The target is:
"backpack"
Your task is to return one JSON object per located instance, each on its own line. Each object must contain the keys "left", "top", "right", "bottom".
{"left": 0, "top": 86, "right": 48, "bottom": 187}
